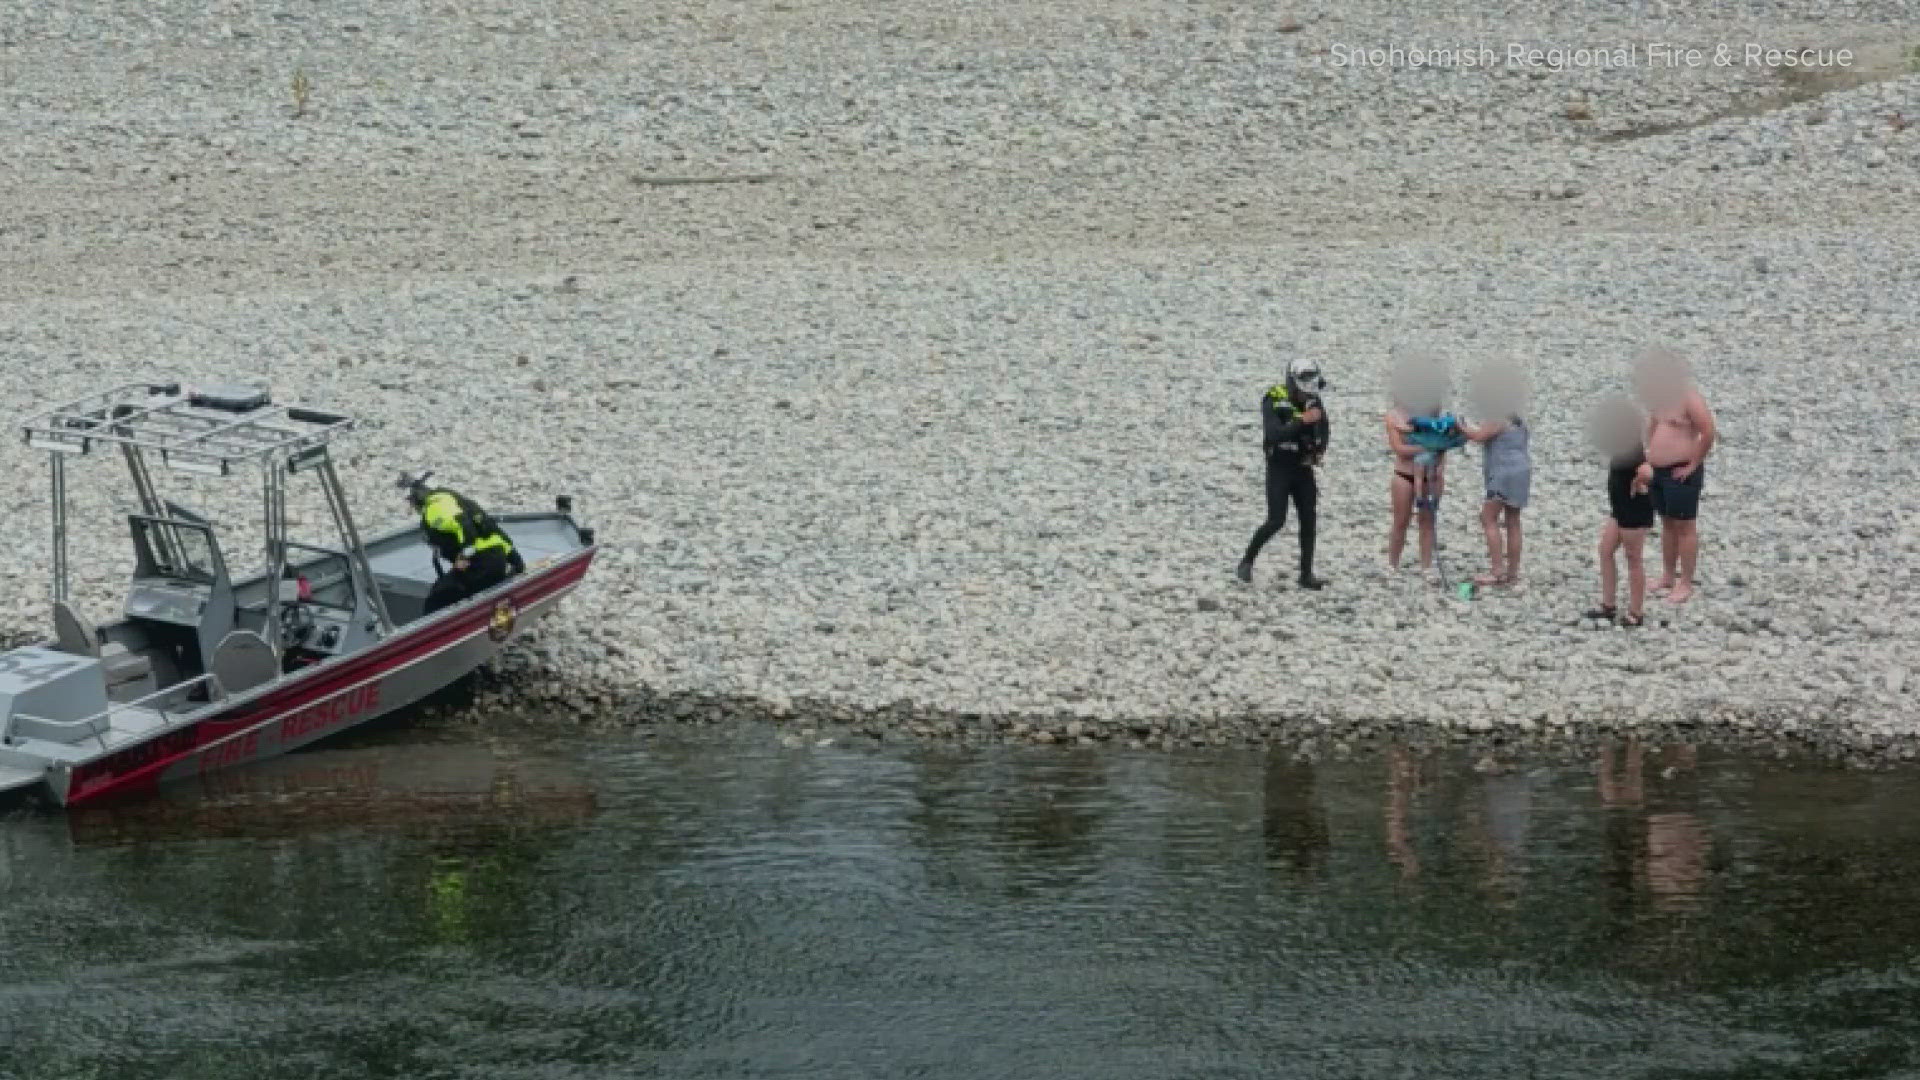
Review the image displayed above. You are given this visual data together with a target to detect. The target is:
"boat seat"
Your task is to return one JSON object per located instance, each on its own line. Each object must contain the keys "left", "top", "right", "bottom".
{"left": 54, "top": 599, "right": 156, "bottom": 694}
{"left": 100, "top": 642, "right": 157, "bottom": 698}
{"left": 100, "top": 642, "right": 154, "bottom": 683}
{"left": 53, "top": 600, "right": 96, "bottom": 657}
{"left": 209, "top": 629, "right": 277, "bottom": 695}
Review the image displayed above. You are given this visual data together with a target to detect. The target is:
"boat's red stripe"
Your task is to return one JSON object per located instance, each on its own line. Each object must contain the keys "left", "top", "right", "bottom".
{"left": 198, "top": 556, "right": 591, "bottom": 734}
{"left": 61, "top": 552, "right": 594, "bottom": 805}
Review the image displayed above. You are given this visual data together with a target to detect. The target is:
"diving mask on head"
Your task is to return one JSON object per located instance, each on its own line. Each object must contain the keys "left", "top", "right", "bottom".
{"left": 396, "top": 469, "right": 435, "bottom": 509}
{"left": 1286, "top": 358, "right": 1327, "bottom": 399}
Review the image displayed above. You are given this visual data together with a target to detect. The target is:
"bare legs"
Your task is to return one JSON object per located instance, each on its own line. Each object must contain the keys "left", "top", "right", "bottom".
{"left": 1653, "top": 517, "right": 1698, "bottom": 603}
{"left": 1475, "top": 501, "right": 1523, "bottom": 586}
{"left": 1598, "top": 519, "right": 1648, "bottom": 620}
{"left": 1505, "top": 510, "right": 1522, "bottom": 583}
{"left": 1387, "top": 473, "right": 1414, "bottom": 569}
{"left": 1386, "top": 470, "right": 1443, "bottom": 572}
{"left": 1598, "top": 520, "right": 1619, "bottom": 609}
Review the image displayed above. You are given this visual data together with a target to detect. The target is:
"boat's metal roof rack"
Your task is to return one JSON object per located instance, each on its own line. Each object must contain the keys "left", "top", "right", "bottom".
{"left": 21, "top": 381, "right": 354, "bottom": 477}
{"left": 21, "top": 379, "right": 393, "bottom": 638}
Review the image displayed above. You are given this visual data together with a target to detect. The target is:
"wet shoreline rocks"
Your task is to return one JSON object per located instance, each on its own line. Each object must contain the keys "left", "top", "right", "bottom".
{"left": 463, "top": 646, "right": 1920, "bottom": 769}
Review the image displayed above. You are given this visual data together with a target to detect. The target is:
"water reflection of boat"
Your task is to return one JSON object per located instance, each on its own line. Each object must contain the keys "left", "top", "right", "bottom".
{"left": 63, "top": 738, "right": 598, "bottom": 845}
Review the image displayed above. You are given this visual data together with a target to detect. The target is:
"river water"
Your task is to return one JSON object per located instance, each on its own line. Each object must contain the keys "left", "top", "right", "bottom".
{"left": 4, "top": 726, "right": 1920, "bottom": 1079}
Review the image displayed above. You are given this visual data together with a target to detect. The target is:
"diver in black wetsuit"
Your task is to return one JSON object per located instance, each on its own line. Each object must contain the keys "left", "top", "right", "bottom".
{"left": 1237, "top": 358, "right": 1331, "bottom": 589}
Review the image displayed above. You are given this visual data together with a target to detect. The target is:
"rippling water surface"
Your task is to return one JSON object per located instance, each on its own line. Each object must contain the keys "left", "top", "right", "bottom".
{"left": 5, "top": 728, "right": 1920, "bottom": 1079}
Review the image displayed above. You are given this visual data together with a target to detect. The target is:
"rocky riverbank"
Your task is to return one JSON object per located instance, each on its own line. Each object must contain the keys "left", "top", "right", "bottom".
{"left": 0, "top": 1, "right": 1915, "bottom": 749}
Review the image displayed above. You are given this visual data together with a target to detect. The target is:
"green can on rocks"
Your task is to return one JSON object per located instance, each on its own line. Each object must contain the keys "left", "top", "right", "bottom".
{"left": 1456, "top": 582, "right": 1476, "bottom": 601}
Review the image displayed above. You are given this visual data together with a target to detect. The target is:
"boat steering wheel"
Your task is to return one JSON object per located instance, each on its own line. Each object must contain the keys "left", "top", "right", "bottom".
{"left": 279, "top": 599, "right": 316, "bottom": 646}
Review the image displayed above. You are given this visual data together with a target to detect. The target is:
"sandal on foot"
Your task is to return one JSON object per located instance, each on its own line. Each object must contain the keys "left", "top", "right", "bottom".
{"left": 1582, "top": 605, "right": 1618, "bottom": 622}
{"left": 1473, "top": 573, "right": 1504, "bottom": 587}
{"left": 1619, "top": 613, "right": 1645, "bottom": 627}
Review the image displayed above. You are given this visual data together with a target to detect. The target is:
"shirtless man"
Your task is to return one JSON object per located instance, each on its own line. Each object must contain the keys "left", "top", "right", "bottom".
{"left": 1633, "top": 347, "right": 1717, "bottom": 604}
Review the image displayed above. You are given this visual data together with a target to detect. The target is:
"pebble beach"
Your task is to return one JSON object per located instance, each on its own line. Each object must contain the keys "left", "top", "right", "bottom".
{"left": 1, "top": 1, "right": 1916, "bottom": 754}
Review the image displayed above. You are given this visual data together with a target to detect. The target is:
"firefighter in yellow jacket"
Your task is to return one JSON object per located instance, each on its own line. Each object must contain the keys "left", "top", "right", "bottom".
{"left": 399, "top": 472, "right": 525, "bottom": 614}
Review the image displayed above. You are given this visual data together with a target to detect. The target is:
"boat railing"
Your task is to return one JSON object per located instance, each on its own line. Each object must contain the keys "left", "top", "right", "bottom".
{"left": 21, "top": 382, "right": 356, "bottom": 474}
{"left": 3, "top": 673, "right": 228, "bottom": 751}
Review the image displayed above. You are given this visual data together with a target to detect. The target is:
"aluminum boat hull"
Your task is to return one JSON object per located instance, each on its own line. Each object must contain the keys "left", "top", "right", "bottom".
{"left": 24, "top": 546, "right": 593, "bottom": 808}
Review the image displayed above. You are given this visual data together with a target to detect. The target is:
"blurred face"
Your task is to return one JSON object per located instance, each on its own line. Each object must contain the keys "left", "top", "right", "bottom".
{"left": 1633, "top": 347, "right": 1689, "bottom": 409}
{"left": 1586, "top": 395, "right": 1642, "bottom": 457}
{"left": 1470, "top": 359, "right": 1527, "bottom": 418}
{"left": 1389, "top": 349, "right": 1448, "bottom": 414}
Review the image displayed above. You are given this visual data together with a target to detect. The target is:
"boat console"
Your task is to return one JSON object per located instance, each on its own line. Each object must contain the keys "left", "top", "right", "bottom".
{"left": 246, "top": 544, "right": 384, "bottom": 669}
{"left": 279, "top": 601, "right": 360, "bottom": 665}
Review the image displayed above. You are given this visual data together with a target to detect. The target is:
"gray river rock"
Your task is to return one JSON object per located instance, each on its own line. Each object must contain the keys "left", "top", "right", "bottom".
{"left": 0, "top": 1, "right": 1914, "bottom": 749}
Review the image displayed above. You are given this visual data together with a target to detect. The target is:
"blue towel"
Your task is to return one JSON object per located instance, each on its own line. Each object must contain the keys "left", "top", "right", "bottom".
{"left": 1407, "top": 414, "right": 1467, "bottom": 453}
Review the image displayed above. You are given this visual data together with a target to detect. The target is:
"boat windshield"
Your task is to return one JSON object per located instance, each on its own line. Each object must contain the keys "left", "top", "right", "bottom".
{"left": 134, "top": 518, "right": 220, "bottom": 584}
{"left": 172, "top": 527, "right": 217, "bottom": 581}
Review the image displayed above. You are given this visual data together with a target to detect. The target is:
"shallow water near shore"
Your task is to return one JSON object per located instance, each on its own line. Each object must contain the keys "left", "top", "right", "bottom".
{"left": 6, "top": 724, "right": 1920, "bottom": 1079}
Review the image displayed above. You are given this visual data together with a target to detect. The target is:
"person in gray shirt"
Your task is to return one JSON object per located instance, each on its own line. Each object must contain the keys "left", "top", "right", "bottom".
{"left": 1457, "top": 359, "right": 1533, "bottom": 588}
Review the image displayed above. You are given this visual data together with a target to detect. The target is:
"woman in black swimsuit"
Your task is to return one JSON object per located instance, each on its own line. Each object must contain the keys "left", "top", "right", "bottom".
{"left": 1383, "top": 402, "right": 1444, "bottom": 572}
{"left": 1383, "top": 351, "right": 1450, "bottom": 574}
